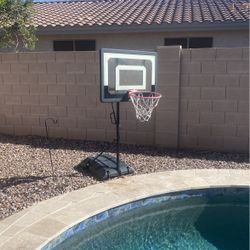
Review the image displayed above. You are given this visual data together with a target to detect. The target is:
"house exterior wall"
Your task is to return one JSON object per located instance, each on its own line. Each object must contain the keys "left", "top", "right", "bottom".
{"left": 0, "top": 47, "right": 249, "bottom": 152}
{"left": 35, "top": 30, "right": 249, "bottom": 51}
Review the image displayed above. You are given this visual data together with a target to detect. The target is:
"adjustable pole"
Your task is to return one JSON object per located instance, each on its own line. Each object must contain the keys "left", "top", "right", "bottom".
{"left": 116, "top": 102, "right": 120, "bottom": 174}
{"left": 82, "top": 101, "right": 133, "bottom": 180}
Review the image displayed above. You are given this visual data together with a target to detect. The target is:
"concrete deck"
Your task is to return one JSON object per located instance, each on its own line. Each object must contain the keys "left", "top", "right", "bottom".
{"left": 0, "top": 169, "right": 249, "bottom": 250}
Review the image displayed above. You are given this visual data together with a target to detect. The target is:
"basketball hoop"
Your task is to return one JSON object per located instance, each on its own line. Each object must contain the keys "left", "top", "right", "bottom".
{"left": 87, "top": 49, "right": 159, "bottom": 180}
{"left": 129, "top": 90, "right": 162, "bottom": 122}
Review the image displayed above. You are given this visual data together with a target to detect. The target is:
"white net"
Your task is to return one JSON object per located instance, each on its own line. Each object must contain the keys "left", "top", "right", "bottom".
{"left": 129, "top": 91, "right": 162, "bottom": 122}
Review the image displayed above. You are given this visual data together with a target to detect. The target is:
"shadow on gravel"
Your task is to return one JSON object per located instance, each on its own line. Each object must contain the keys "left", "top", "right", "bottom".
{"left": 0, "top": 134, "right": 248, "bottom": 164}
{"left": 0, "top": 173, "right": 84, "bottom": 190}
{"left": 0, "top": 175, "right": 49, "bottom": 190}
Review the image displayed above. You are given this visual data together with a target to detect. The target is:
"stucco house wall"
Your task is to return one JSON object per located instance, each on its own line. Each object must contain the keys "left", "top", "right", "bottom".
{"left": 35, "top": 30, "right": 249, "bottom": 51}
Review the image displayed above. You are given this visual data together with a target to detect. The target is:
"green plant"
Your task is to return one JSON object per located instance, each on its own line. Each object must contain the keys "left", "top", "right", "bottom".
{"left": 0, "top": 0, "right": 37, "bottom": 51}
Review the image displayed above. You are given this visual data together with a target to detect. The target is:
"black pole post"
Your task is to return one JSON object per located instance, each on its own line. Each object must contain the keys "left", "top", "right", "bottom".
{"left": 116, "top": 102, "right": 120, "bottom": 174}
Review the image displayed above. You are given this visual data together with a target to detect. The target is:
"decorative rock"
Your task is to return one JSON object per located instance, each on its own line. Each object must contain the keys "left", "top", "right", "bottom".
{"left": 0, "top": 134, "right": 248, "bottom": 221}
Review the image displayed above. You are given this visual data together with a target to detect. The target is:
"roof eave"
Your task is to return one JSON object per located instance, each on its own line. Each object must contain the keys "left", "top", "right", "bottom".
{"left": 36, "top": 21, "right": 249, "bottom": 35}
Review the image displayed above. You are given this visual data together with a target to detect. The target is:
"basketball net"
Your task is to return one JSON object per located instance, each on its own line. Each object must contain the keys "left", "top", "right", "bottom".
{"left": 129, "top": 90, "right": 162, "bottom": 122}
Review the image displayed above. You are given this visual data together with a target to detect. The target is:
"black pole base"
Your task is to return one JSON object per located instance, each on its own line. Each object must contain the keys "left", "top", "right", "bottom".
{"left": 81, "top": 154, "right": 134, "bottom": 181}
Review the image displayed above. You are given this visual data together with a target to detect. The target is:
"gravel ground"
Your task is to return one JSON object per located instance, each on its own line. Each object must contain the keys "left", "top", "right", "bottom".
{"left": 0, "top": 134, "right": 249, "bottom": 220}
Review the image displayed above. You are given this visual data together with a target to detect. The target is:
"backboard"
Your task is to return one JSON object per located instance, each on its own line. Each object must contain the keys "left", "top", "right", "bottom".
{"left": 100, "top": 48, "right": 157, "bottom": 102}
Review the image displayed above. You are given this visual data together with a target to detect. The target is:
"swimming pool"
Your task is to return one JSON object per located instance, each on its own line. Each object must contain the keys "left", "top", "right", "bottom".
{"left": 44, "top": 187, "right": 249, "bottom": 250}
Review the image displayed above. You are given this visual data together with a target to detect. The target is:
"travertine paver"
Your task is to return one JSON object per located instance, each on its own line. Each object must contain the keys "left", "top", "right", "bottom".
{"left": 0, "top": 169, "right": 249, "bottom": 250}
{"left": 1, "top": 232, "right": 47, "bottom": 250}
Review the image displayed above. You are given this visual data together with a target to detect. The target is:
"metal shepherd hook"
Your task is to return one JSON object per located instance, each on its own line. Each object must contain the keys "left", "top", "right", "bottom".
{"left": 45, "top": 118, "right": 58, "bottom": 179}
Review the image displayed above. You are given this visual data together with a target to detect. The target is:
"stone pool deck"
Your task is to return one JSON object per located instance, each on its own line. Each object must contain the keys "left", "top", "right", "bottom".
{"left": 0, "top": 169, "right": 249, "bottom": 250}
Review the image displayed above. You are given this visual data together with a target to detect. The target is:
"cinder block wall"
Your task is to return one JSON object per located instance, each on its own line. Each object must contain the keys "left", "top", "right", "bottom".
{"left": 179, "top": 47, "right": 249, "bottom": 152}
{"left": 0, "top": 47, "right": 249, "bottom": 152}
{"left": 0, "top": 52, "right": 155, "bottom": 144}
{"left": 0, "top": 52, "right": 98, "bottom": 139}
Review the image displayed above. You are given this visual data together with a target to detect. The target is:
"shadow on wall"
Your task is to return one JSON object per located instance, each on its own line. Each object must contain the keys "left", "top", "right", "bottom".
{"left": 0, "top": 134, "right": 248, "bottom": 164}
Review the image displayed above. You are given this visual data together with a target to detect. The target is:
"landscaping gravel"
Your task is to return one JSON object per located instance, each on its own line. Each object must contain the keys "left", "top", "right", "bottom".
{"left": 0, "top": 134, "right": 249, "bottom": 220}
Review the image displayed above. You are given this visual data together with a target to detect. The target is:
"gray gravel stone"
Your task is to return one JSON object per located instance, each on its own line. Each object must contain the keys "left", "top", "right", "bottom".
{"left": 0, "top": 134, "right": 248, "bottom": 220}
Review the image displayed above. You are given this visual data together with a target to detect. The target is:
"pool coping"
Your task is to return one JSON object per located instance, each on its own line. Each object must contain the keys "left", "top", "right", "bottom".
{"left": 0, "top": 169, "right": 249, "bottom": 250}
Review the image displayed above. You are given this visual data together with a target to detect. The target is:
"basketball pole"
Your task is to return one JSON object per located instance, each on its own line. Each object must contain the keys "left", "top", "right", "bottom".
{"left": 116, "top": 102, "right": 121, "bottom": 175}
{"left": 81, "top": 99, "right": 132, "bottom": 180}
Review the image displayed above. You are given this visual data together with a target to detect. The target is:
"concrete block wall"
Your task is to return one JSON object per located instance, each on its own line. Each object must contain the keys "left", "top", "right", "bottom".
{"left": 0, "top": 47, "right": 249, "bottom": 152}
{"left": 0, "top": 52, "right": 98, "bottom": 140}
{"left": 156, "top": 46, "right": 181, "bottom": 148}
{"left": 0, "top": 52, "right": 155, "bottom": 145}
{"left": 179, "top": 47, "right": 249, "bottom": 152}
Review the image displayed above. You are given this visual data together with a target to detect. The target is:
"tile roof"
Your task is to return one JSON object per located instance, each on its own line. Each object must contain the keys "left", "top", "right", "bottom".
{"left": 33, "top": 0, "right": 249, "bottom": 28}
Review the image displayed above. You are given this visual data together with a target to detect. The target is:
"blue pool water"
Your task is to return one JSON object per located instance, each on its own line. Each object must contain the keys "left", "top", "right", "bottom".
{"left": 51, "top": 188, "right": 249, "bottom": 250}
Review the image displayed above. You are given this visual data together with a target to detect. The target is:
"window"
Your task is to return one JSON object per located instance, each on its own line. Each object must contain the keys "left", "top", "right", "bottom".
{"left": 75, "top": 40, "right": 96, "bottom": 51}
{"left": 164, "top": 38, "right": 188, "bottom": 48}
{"left": 54, "top": 41, "right": 74, "bottom": 51}
{"left": 189, "top": 37, "right": 213, "bottom": 48}
{"left": 164, "top": 37, "right": 213, "bottom": 48}
{"left": 53, "top": 40, "right": 96, "bottom": 51}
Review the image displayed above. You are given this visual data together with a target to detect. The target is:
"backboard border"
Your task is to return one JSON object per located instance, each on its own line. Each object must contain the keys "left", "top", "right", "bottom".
{"left": 100, "top": 48, "right": 157, "bottom": 103}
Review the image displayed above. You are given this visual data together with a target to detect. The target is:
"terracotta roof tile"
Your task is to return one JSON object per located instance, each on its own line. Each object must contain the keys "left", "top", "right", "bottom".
{"left": 32, "top": 0, "right": 250, "bottom": 28}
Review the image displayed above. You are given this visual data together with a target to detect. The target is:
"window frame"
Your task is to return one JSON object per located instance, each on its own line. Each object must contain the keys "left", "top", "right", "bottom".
{"left": 164, "top": 38, "right": 188, "bottom": 48}
{"left": 164, "top": 37, "right": 213, "bottom": 49}
{"left": 53, "top": 40, "right": 96, "bottom": 51}
{"left": 189, "top": 37, "right": 213, "bottom": 48}
{"left": 53, "top": 40, "right": 74, "bottom": 51}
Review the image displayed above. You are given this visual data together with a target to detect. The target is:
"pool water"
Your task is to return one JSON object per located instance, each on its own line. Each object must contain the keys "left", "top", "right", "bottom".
{"left": 54, "top": 190, "right": 249, "bottom": 250}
